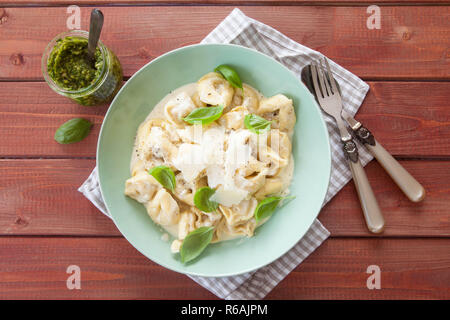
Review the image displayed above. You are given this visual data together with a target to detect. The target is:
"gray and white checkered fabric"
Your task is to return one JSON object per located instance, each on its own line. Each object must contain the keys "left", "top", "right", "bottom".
{"left": 79, "top": 8, "right": 372, "bottom": 300}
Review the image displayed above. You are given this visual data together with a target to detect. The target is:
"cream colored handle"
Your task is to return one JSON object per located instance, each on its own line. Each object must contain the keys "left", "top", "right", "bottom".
{"left": 348, "top": 158, "right": 385, "bottom": 234}
{"left": 366, "top": 140, "right": 426, "bottom": 202}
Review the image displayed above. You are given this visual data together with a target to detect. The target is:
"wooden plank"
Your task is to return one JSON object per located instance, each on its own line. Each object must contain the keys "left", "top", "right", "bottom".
{"left": 319, "top": 159, "right": 450, "bottom": 237}
{"left": 356, "top": 82, "right": 450, "bottom": 158}
{"left": 266, "top": 238, "right": 450, "bottom": 299}
{"left": 0, "top": 82, "right": 112, "bottom": 158}
{"left": 0, "top": 6, "right": 449, "bottom": 80}
{"left": 0, "top": 237, "right": 448, "bottom": 299}
{"left": 0, "top": 236, "right": 215, "bottom": 299}
{"left": 0, "top": 159, "right": 448, "bottom": 237}
{"left": 0, "top": 159, "right": 119, "bottom": 236}
{"left": 1, "top": 81, "right": 449, "bottom": 158}
{"left": 3, "top": 0, "right": 449, "bottom": 5}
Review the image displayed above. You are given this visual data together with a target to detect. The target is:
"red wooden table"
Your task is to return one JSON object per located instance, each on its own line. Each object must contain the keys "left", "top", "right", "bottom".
{"left": 0, "top": 1, "right": 449, "bottom": 300}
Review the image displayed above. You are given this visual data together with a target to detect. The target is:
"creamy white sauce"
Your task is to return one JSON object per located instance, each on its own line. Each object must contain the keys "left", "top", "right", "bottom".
{"left": 130, "top": 82, "right": 295, "bottom": 242}
{"left": 130, "top": 83, "right": 198, "bottom": 172}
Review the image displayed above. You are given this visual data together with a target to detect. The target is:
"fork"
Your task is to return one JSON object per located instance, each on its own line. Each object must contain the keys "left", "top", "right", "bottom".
{"left": 302, "top": 63, "right": 425, "bottom": 203}
{"left": 310, "top": 59, "right": 385, "bottom": 234}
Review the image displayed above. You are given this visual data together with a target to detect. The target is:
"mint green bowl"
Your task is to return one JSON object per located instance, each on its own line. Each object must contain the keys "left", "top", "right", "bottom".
{"left": 97, "top": 44, "right": 331, "bottom": 277}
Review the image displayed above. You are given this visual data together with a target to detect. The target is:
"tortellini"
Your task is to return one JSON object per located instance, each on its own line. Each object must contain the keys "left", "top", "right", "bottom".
{"left": 219, "top": 106, "right": 249, "bottom": 130}
{"left": 146, "top": 189, "right": 180, "bottom": 226}
{"left": 164, "top": 92, "right": 197, "bottom": 126}
{"left": 125, "top": 72, "right": 296, "bottom": 254}
{"left": 191, "top": 92, "right": 207, "bottom": 108}
{"left": 254, "top": 177, "right": 284, "bottom": 200}
{"left": 173, "top": 174, "right": 207, "bottom": 206}
{"left": 125, "top": 171, "right": 160, "bottom": 203}
{"left": 173, "top": 206, "right": 222, "bottom": 252}
{"left": 230, "top": 84, "right": 259, "bottom": 113}
{"left": 219, "top": 198, "right": 257, "bottom": 228}
{"left": 125, "top": 172, "right": 180, "bottom": 227}
{"left": 258, "top": 94, "right": 296, "bottom": 133}
{"left": 134, "top": 119, "right": 178, "bottom": 168}
{"left": 177, "top": 209, "right": 197, "bottom": 241}
{"left": 235, "top": 157, "right": 267, "bottom": 194}
{"left": 216, "top": 199, "right": 258, "bottom": 240}
{"left": 197, "top": 72, "right": 234, "bottom": 108}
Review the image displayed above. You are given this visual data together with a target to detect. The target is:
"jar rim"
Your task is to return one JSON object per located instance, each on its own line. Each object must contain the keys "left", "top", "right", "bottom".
{"left": 41, "top": 30, "right": 109, "bottom": 97}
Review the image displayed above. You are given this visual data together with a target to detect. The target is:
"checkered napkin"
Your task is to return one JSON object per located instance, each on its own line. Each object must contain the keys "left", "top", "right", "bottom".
{"left": 79, "top": 8, "right": 372, "bottom": 300}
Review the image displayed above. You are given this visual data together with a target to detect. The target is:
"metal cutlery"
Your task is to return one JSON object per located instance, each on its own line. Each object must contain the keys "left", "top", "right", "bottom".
{"left": 87, "top": 9, "right": 104, "bottom": 67}
{"left": 341, "top": 110, "right": 425, "bottom": 202}
{"left": 302, "top": 62, "right": 425, "bottom": 203}
{"left": 310, "top": 59, "right": 385, "bottom": 234}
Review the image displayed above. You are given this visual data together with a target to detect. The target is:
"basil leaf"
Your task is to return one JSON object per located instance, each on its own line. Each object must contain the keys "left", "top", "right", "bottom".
{"left": 183, "top": 106, "right": 224, "bottom": 125}
{"left": 148, "top": 166, "right": 176, "bottom": 192}
{"left": 180, "top": 226, "right": 215, "bottom": 263}
{"left": 244, "top": 114, "right": 271, "bottom": 134}
{"left": 194, "top": 187, "right": 219, "bottom": 212}
{"left": 214, "top": 65, "right": 243, "bottom": 90}
{"left": 54, "top": 118, "right": 92, "bottom": 144}
{"left": 254, "top": 196, "right": 295, "bottom": 222}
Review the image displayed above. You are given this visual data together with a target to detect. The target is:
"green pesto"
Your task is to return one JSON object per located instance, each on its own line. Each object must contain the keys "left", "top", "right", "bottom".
{"left": 47, "top": 36, "right": 103, "bottom": 91}
{"left": 46, "top": 36, "right": 123, "bottom": 106}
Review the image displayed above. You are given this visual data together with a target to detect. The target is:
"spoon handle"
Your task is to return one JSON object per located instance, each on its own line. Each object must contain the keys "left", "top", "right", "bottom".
{"left": 337, "top": 120, "right": 385, "bottom": 234}
{"left": 343, "top": 113, "right": 426, "bottom": 203}
{"left": 87, "top": 9, "right": 104, "bottom": 63}
{"left": 365, "top": 140, "right": 425, "bottom": 202}
{"left": 348, "top": 155, "right": 385, "bottom": 234}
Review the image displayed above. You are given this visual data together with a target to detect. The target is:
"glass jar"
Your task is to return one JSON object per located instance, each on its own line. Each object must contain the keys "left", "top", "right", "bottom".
{"left": 42, "top": 30, "right": 123, "bottom": 106}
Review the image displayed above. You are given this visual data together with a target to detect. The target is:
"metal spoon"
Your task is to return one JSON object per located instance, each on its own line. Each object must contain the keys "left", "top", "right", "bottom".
{"left": 87, "top": 9, "right": 104, "bottom": 66}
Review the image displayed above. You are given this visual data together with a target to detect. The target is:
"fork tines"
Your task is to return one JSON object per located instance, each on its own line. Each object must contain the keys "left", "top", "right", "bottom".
{"left": 311, "top": 58, "right": 339, "bottom": 99}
